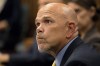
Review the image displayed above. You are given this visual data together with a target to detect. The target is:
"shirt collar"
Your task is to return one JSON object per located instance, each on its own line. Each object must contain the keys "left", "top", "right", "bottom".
{"left": 55, "top": 36, "right": 78, "bottom": 66}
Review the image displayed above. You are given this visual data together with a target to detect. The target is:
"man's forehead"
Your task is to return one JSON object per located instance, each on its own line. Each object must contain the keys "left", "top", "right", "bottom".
{"left": 37, "top": 4, "right": 60, "bottom": 17}
{"left": 42, "top": 0, "right": 63, "bottom": 3}
{"left": 36, "top": 3, "right": 76, "bottom": 21}
{"left": 38, "top": 3, "right": 71, "bottom": 14}
{"left": 40, "top": 3, "right": 57, "bottom": 11}
{"left": 38, "top": 9, "right": 56, "bottom": 15}
{"left": 38, "top": 4, "right": 63, "bottom": 16}
{"left": 36, "top": 15, "right": 53, "bottom": 22}
{"left": 36, "top": 10, "right": 57, "bottom": 20}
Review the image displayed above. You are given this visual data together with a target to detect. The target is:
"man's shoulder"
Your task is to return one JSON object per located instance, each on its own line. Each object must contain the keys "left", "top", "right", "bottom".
{"left": 73, "top": 43, "right": 100, "bottom": 58}
{"left": 65, "top": 44, "right": 100, "bottom": 66}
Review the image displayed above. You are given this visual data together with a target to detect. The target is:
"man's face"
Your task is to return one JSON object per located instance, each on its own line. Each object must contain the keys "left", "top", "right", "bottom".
{"left": 35, "top": 7, "right": 68, "bottom": 53}
{"left": 68, "top": 2, "right": 93, "bottom": 30}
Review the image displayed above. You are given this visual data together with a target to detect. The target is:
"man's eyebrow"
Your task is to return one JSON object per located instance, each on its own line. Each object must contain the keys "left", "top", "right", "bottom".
{"left": 35, "top": 16, "right": 52, "bottom": 22}
{"left": 43, "top": 16, "right": 52, "bottom": 19}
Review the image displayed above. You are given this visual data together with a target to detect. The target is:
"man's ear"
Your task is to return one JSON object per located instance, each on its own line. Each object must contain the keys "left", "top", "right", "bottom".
{"left": 66, "top": 22, "right": 76, "bottom": 38}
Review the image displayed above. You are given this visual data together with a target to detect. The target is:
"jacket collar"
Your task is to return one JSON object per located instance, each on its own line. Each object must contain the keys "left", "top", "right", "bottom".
{"left": 60, "top": 36, "right": 84, "bottom": 66}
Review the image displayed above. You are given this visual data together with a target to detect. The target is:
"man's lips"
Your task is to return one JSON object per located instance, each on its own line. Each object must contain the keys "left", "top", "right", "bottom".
{"left": 36, "top": 35, "right": 46, "bottom": 44}
{"left": 36, "top": 35, "right": 44, "bottom": 39}
{"left": 37, "top": 36, "right": 44, "bottom": 39}
{"left": 37, "top": 38, "right": 45, "bottom": 44}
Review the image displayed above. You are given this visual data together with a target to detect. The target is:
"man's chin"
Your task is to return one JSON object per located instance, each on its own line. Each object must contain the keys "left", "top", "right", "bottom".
{"left": 38, "top": 45, "right": 46, "bottom": 53}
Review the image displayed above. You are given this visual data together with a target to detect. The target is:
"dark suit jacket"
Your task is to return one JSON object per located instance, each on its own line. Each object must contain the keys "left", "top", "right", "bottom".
{"left": 6, "top": 42, "right": 54, "bottom": 66}
{"left": 60, "top": 37, "right": 100, "bottom": 66}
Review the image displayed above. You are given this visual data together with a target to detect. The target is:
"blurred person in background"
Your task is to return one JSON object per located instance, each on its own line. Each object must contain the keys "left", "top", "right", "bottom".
{"left": 66, "top": 0, "right": 100, "bottom": 45}
{"left": 0, "top": 0, "right": 22, "bottom": 53}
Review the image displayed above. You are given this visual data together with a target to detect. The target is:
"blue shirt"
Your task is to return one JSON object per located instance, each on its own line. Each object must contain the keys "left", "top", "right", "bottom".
{"left": 55, "top": 36, "right": 78, "bottom": 66}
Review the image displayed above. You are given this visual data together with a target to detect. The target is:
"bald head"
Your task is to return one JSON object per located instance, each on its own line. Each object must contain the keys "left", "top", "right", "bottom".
{"left": 38, "top": 3, "right": 78, "bottom": 24}
{"left": 38, "top": 0, "right": 63, "bottom": 9}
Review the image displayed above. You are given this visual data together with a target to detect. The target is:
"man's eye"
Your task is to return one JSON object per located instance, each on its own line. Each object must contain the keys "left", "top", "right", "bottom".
{"left": 44, "top": 20, "right": 52, "bottom": 24}
{"left": 36, "top": 22, "right": 40, "bottom": 27}
{"left": 75, "top": 9, "right": 80, "bottom": 13}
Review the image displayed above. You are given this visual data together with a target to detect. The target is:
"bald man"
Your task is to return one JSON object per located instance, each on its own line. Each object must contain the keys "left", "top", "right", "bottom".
{"left": 35, "top": 3, "right": 100, "bottom": 66}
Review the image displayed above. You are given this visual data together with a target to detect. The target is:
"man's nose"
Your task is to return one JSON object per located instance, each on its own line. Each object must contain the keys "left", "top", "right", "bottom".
{"left": 36, "top": 25, "right": 44, "bottom": 33}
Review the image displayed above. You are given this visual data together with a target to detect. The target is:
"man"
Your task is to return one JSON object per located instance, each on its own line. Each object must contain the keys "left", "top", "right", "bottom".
{"left": 67, "top": 0, "right": 100, "bottom": 45}
{"left": 35, "top": 3, "right": 100, "bottom": 66}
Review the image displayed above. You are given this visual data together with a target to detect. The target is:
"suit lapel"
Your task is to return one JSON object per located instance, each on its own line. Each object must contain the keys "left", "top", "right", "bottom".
{"left": 60, "top": 37, "right": 84, "bottom": 66}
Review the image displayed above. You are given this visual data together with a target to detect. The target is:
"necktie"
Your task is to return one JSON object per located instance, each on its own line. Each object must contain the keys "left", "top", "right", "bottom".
{"left": 52, "top": 61, "right": 56, "bottom": 66}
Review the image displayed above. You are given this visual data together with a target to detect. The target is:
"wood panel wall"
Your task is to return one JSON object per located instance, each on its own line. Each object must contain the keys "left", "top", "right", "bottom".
{"left": 20, "top": 0, "right": 38, "bottom": 36}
